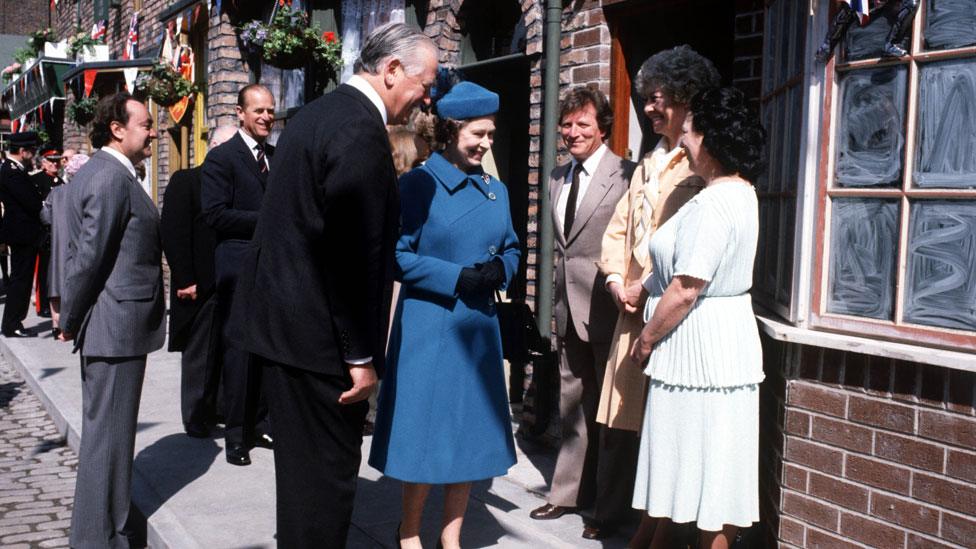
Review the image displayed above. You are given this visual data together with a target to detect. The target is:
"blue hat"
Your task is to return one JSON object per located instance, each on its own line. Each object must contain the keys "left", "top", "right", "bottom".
{"left": 435, "top": 81, "right": 499, "bottom": 120}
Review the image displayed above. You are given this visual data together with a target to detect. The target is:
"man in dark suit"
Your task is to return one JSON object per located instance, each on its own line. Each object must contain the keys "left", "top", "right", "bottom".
{"left": 59, "top": 92, "right": 166, "bottom": 549}
{"left": 31, "top": 146, "right": 64, "bottom": 319}
{"left": 201, "top": 84, "right": 275, "bottom": 466}
{"left": 530, "top": 87, "right": 637, "bottom": 540}
{"left": 162, "top": 125, "right": 237, "bottom": 438}
{"left": 231, "top": 23, "right": 438, "bottom": 546}
{"left": 0, "top": 131, "right": 41, "bottom": 337}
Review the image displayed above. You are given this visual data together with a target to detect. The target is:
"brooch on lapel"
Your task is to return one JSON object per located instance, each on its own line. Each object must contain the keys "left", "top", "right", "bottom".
{"left": 483, "top": 174, "right": 496, "bottom": 201}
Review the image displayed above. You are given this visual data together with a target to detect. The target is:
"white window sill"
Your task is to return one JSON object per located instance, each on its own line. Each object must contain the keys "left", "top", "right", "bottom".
{"left": 754, "top": 311, "right": 976, "bottom": 374}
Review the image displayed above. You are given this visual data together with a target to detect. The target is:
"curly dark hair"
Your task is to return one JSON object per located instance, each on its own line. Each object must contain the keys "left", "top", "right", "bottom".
{"left": 635, "top": 45, "right": 721, "bottom": 105}
{"left": 689, "top": 87, "right": 767, "bottom": 182}
{"left": 559, "top": 86, "right": 613, "bottom": 136}
{"left": 89, "top": 92, "right": 137, "bottom": 149}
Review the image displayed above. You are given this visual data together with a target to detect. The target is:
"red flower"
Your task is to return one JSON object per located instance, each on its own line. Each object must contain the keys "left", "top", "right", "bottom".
{"left": 323, "top": 31, "right": 336, "bottom": 43}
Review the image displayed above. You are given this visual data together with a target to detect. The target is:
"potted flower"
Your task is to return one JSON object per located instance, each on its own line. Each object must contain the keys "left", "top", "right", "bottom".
{"left": 67, "top": 97, "right": 98, "bottom": 127}
{"left": 135, "top": 63, "right": 201, "bottom": 107}
{"left": 28, "top": 28, "right": 56, "bottom": 53}
{"left": 68, "top": 32, "right": 108, "bottom": 62}
{"left": 239, "top": 5, "right": 342, "bottom": 80}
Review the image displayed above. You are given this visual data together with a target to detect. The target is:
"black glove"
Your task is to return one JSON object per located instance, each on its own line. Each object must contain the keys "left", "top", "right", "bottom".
{"left": 456, "top": 267, "right": 484, "bottom": 297}
{"left": 476, "top": 258, "right": 506, "bottom": 290}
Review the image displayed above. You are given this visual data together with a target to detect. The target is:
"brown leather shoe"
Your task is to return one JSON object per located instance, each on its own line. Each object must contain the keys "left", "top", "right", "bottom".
{"left": 582, "top": 525, "right": 603, "bottom": 540}
{"left": 530, "top": 503, "right": 572, "bottom": 520}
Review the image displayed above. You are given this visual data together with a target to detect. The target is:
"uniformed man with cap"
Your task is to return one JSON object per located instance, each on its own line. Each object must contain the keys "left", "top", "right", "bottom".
{"left": 0, "top": 131, "right": 42, "bottom": 337}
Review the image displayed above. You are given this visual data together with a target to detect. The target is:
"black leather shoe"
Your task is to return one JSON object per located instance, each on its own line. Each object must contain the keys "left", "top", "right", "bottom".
{"left": 582, "top": 525, "right": 603, "bottom": 540}
{"left": 51, "top": 328, "right": 61, "bottom": 339}
{"left": 3, "top": 329, "right": 36, "bottom": 338}
{"left": 225, "top": 443, "right": 251, "bottom": 466}
{"left": 252, "top": 433, "right": 273, "bottom": 449}
{"left": 530, "top": 503, "right": 573, "bottom": 520}
{"left": 184, "top": 424, "right": 210, "bottom": 438}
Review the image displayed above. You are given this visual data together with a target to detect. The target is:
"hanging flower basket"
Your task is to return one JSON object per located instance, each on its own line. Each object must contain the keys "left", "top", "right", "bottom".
{"left": 239, "top": 5, "right": 342, "bottom": 80}
{"left": 135, "top": 63, "right": 201, "bottom": 107}
{"left": 67, "top": 97, "right": 98, "bottom": 127}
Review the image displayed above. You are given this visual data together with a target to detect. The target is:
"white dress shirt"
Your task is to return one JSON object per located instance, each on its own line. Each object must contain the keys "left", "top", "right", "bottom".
{"left": 238, "top": 129, "right": 269, "bottom": 172}
{"left": 556, "top": 143, "right": 608, "bottom": 233}
{"left": 100, "top": 146, "right": 137, "bottom": 179}
{"left": 345, "top": 74, "right": 388, "bottom": 125}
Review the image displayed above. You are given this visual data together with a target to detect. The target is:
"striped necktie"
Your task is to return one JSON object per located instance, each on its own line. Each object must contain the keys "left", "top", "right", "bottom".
{"left": 255, "top": 143, "right": 268, "bottom": 174}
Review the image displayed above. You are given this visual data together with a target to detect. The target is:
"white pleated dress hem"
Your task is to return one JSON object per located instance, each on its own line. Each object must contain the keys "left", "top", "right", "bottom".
{"left": 632, "top": 380, "right": 760, "bottom": 532}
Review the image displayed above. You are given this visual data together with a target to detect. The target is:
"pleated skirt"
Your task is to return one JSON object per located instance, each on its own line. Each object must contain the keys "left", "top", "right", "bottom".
{"left": 632, "top": 380, "right": 760, "bottom": 531}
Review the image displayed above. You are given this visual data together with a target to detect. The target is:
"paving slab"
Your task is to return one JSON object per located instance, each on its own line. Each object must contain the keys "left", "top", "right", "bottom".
{"left": 2, "top": 305, "right": 631, "bottom": 548}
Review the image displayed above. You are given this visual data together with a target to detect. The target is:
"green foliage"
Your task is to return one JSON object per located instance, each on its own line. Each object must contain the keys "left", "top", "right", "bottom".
{"left": 238, "top": 5, "right": 342, "bottom": 81}
{"left": 135, "top": 63, "right": 202, "bottom": 107}
{"left": 67, "top": 97, "right": 98, "bottom": 127}
{"left": 68, "top": 32, "right": 102, "bottom": 58}
{"left": 28, "top": 28, "right": 57, "bottom": 53}
{"left": 13, "top": 46, "right": 36, "bottom": 66}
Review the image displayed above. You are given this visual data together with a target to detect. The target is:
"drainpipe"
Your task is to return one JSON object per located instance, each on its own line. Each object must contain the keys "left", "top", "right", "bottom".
{"left": 535, "top": 0, "right": 561, "bottom": 342}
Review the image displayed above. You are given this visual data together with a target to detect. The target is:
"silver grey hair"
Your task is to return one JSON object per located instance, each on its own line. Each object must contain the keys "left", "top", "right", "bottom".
{"left": 354, "top": 22, "right": 436, "bottom": 76}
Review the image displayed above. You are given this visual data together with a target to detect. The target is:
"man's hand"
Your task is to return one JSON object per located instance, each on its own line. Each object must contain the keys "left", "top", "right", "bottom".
{"left": 58, "top": 331, "right": 74, "bottom": 342}
{"left": 338, "top": 363, "right": 377, "bottom": 404}
{"left": 608, "top": 281, "right": 638, "bottom": 314}
{"left": 176, "top": 284, "right": 198, "bottom": 301}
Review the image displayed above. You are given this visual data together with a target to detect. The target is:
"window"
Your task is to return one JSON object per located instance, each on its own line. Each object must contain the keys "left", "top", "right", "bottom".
{"left": 812, "top": 0, "right": 976, "bottom": 350}
{"left": 756, "top": 0, "right": 807, "bottom": 318}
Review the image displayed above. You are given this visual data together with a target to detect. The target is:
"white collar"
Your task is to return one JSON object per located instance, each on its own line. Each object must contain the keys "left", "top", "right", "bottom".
{"left": 345, "top": 74, "right": 388, "bottom": 125}
{"left": 238, "top": 128, "right": 264, "bottom": 151}
{"left": 572, "top": 143, "right": 608, "bottom": 177}
{"left": 100, "top": 146, "right": 137, "bottom": 179}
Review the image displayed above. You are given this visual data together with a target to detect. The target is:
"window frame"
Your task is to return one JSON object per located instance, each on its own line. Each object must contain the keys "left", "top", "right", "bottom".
{"left": 810, "top": 0, "right": 976, "bottom": 351}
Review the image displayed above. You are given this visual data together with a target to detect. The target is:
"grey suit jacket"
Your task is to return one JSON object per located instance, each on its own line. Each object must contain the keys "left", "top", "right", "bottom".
{"left": 551, "top": 148, "right": 635, "bottom": 343}
{"left": 60, "top": 150, "right": 166, "bottom": 357}
{"left": 41, "top": 184, "right": 70, "bottom": 299}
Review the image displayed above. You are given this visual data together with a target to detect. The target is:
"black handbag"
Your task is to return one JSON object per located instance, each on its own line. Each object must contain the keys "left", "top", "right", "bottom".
{"left": 495, "top": 291, "right": 548, "bottom": 363}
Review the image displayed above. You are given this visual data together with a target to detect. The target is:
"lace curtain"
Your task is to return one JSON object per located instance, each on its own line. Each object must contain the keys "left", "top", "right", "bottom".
{"left": 340, "top": 0, "right": 406, "bottom": 81}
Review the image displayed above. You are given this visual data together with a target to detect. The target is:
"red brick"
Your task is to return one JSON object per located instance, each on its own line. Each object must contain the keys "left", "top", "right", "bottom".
{"left": 785, "top": 409, "right": 810, "bottom": 437}
{"left": 942, "top": 512, "right": 976, "bottom": 547}
{"left": 781, "top": 492, "right": 839, "bottom": 531}
{"left": 918, "top": 410, "right": 976, "bottom": 448}
{"left": 783, "top": 463, "right": 807, "bottom": 492}
{"left": 779, "top": 516, "right": 805, "bottom": 546}
{"left": 808, "top": 472, "right": 869, "bottom": 512}
{"left": 875, "top": 432, "right": 945, "bottom": 473}
{"left": 870, "top": 492, "right": 940, "bottom": 536}
{"left": 946, "top": 449, "right": 976, "bottom": 483}
{"left": 907, "top": 533, "right": 956, "bottom": 549}
{"left": 811, "top": 415, "right": 874, "bottom": 454}
{"left": 789, "top": 382, "right": 847, "bottom": 418}
{"left": 848, "top": 395, "right": 916, "bottom": 434}
{"left": 785, "top": 437, "right": 844, "bottom": 476}
{"left": 805, "top": 527, "right": 861, "bottom": 548}
{"left": 840, "top": 512, "right": 906, "bottom": 548}
{"left": 844, "top": 454, "right": 911, "bottom": 495}
{"left": 912, "top": 472, "right": 976, "bottom": 515}
{"left": 572, "top": 28, "right": 602, "bottom": 48}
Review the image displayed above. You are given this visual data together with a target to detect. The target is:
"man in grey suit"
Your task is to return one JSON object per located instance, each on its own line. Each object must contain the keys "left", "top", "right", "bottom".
{"left": 60, "top": 92, "right": 165, "bottom": 549}
{"left": 530, "top": 87, "right": 637, "bottom": 539}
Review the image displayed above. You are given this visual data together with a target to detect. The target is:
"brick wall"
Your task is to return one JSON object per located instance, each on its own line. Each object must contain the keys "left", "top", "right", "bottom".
{"left": 733, "top": 0, "right": 763, "bottom": 106}
{"left": 206, "top": 8, "right": 247, "bottom": 128}
{"left": 0, "top": 0, "right": 50, "bottom": 36}
{"left": 773, "top": 345, "right": 976, "bottom": 547}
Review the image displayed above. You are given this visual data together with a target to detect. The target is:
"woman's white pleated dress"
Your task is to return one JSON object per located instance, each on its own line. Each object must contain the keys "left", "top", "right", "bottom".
{"left": 632, "top": 181, "right": 764, "bottom": 531}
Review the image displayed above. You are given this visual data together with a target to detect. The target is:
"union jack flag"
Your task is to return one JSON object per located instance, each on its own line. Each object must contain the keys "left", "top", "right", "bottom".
{"left": 90, "top": 20, "right": 107, "bottom": 41}
{"left": 844, "top": 0, "right": 871, "bottom": 26}
{"left": 123, "top": 13, "right": 139, "bottom": 60}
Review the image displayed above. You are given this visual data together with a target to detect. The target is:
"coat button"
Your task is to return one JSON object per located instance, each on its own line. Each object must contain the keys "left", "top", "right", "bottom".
{"left": 488, "top": 192, "right": 497, "bottom": 201}
{"left": 488, "top": 245, "right": 497, "bottom": 255}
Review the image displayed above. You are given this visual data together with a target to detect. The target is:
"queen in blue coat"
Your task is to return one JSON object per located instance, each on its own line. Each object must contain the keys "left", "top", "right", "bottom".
{"left": 369, "top": 81, "right": 520, "bottom": 548}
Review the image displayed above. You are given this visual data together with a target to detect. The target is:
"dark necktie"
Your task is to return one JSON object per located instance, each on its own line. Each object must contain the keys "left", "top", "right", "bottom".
{"left": 563, "top": 162, "right": 584, "bottom": 238}
{"left": 255, "top": 143, "right": 268, "bottom": 174}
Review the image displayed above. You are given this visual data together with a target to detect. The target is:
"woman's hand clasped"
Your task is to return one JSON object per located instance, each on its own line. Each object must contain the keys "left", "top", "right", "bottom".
{"left": 629, "top": 327, "right": 654, "bottom": 365}
{"left": 609, "top": 281, "right": 638, "bottom": 314}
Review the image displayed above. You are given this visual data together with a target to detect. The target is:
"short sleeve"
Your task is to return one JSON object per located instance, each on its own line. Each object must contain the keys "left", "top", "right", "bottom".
{"left": 672, "top": 196, "right": 733, "bottom": 282}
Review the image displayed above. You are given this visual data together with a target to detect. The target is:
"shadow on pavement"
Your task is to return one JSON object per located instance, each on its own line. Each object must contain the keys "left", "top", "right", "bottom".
{"left": 133, "top": 432, "right": 221, "bottom": 518}
{"left": 0, "top": 380, "right": 24, "bottom": 407}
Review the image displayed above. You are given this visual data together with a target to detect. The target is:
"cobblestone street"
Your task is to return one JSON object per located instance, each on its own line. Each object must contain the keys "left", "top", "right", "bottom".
{"left": 0, "top": 355, "right": 75, "bottom": 548}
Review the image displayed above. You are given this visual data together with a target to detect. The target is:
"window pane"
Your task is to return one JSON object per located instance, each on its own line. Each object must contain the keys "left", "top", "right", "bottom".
{"left": 835, "top": 67, "right": 907, "bottom": 188}
{"left": 904, "top": 201, "right": 976, "bottom": 331}
{"left": 827, "top": 198, "right": 899, "bottom": 320}
{"left": 778, "top": 198, "right": 796, "bottom": 305}
{"left": 844, "top": 8, "right": 900, "bottom": 61}
{"left": 925, "top": 0, "right": 976, "bottom": 50}
{"left": 914, "top": 58, "right": 976, "bottom": 189}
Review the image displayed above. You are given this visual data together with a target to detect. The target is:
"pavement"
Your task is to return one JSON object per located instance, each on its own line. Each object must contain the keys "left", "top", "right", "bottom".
{"left": 1, "top": 304, "right": 634, "bottom": 548}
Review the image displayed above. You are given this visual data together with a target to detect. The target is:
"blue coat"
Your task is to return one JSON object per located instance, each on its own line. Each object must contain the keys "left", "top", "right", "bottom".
{"left": 369, "top": 152, "right": 520, "bottom": 483}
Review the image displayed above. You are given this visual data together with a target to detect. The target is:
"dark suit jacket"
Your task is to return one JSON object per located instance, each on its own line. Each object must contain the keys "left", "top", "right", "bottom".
{"left": 161, "top": 167, "right": 216, "bottom": 351}
{"left": 231, "top": 84, "right": 399, "bottom": 377}
{"left": 60, "top": 150, "right": 166, "bottom": 357}
{"left": 0, "top": 159, "right": 43, "bottom": 246}
{"left": 31, "top": 171, "right": 62, "bottom": 200}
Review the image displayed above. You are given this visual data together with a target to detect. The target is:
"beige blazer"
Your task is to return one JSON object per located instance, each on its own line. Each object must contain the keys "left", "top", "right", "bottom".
{"left": 551, "top": 149, "right": 635, "bottom": 344}
{"left": 595, "top": 148, "right": 704, "bottom": 430}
